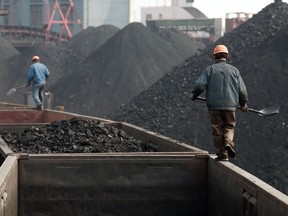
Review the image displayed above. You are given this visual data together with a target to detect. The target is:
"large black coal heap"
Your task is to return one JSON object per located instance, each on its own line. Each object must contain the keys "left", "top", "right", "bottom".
{"left": 108, "top": 1, "right": 288, "bottom": 195}
{"left": 50, "top": 22, "right": 205, "bottom": 116}
{"left": 0, "top": 25, "right": 120, "bottom": 105}
{"left": 0, "top": 36, "right": 20, "bottom": 60}
{"left": 0, "top": 118, "right": 157, "bottom": 154}
{"left": 0, "top": 23, "right": 204, "bottom": 117}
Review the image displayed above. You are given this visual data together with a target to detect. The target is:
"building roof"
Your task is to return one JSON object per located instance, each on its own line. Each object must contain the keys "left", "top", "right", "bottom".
{"left": 183, "top": 7, "right": 207, "bottom": 19}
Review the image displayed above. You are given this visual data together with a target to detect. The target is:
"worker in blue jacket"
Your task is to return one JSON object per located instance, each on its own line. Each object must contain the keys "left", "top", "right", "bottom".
{"left": 26, "top": 55, "right": 50, "bottom": 110}
{"left": 191, "top": 44, "right": 249, "bottom": 161}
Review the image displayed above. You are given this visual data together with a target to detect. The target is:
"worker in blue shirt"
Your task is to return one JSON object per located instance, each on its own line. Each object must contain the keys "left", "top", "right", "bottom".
{"left": 26, "top": 55, "right": 50, "bottom": 110}
{"left": 191, "top": 45, "right": 249, "bottom": 161}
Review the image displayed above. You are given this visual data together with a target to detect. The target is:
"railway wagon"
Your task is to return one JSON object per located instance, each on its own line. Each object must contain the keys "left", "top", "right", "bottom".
{"left": 0, "top": 103, "right": 287, "bottom": 216}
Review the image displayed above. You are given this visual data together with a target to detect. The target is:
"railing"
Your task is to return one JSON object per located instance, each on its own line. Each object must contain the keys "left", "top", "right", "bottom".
{"left": 0, "top": 25, "right": 69, "bottom": 45}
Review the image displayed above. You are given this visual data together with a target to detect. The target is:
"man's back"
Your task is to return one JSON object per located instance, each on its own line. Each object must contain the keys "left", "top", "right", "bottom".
{"left": 205, "top": 61, "right": 245, "bottom": 110}
{"left": 28, "top": 62, "right": 50, "bottom": 85}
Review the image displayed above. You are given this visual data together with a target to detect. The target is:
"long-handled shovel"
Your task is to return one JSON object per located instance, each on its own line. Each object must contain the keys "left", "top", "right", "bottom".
{"left": 6, "top": 85, "right": 28, "bottom": 96}
{"left": 195, "top": 96, "right": 280, "bottom": 117}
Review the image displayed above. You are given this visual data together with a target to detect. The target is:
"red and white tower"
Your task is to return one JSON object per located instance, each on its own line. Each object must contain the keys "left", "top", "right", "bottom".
{"left": 45, "top": 0, "right": 83, "bottom": 43}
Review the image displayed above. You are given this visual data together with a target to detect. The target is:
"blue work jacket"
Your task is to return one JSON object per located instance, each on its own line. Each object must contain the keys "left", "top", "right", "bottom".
{"left": 27, "top": 62, "right": 50, "bottom": 85}
{"left": 192, "top": 60, "right": 248, "bottom": 111}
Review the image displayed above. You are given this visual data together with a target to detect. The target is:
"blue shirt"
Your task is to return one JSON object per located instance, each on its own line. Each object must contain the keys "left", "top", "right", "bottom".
{"left": 27, "top": 62, "right": 50, "bottom": 85}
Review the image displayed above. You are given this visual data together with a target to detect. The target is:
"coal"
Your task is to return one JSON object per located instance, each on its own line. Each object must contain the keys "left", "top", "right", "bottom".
{"left": 64, "top": 25, "right": 120, "bottom": 62}
{"left": 0, "top": 0, "right": 287, "bottom": 196}
{"left": 0, "top": 23, "right": 204, "bottom": 116}
{"left": 0, "top": 118, "right": 157, "bottom": 154}
{"left": 108, "top": 1, "right": 288, "bottom": 195}
{"left": 50, "top": 22, "right": 205, "bottom": 116}
{"left": 0, "top": 25, "right": 119, "bottom": 104}
{"left": 0, "top": 36, "right": 20, "bottom": 60}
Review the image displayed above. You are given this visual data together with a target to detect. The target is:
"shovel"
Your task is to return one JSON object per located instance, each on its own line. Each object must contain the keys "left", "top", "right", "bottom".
{"left": 195, "top": 96, "right": 280, "bottom": 117}
{"left": 6, "top": 85, "right": 28, "bottom": 96}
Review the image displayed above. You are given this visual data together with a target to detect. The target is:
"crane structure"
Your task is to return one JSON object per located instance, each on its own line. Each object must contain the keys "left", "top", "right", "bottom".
{"left": 45, "top": 0, "right": 83, "bottom": 43}
{"left": 0, "top": 0, "right": 83, "bottom": 45}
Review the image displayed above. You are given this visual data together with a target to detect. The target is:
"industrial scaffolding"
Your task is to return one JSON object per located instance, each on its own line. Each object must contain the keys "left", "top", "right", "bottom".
{"left": 0, "top": 0, "right": 83, "bottom": 44}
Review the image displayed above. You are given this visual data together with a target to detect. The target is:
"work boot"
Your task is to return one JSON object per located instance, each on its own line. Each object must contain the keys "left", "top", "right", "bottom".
{"left": 225, "top": 144, "right": 236, "bottom": 158}
{"left": 36, "top": 105, "right": 43, "bottom": 111}
{"left": 215, "top": 156, "right": 229, "bottom": 161}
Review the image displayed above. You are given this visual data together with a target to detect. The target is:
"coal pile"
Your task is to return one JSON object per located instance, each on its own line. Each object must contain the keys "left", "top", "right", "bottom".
{"left": 0, "top": 23, "right": 204, "bottom": 115}
{"left": 0, "top": 36, "right": 19, "bottom": 60}
{"left": 64, "top": 25, "right": 119, "bottom": 63}
{"left": 0, "top": 118, "right": 157, "bottom": 154}
{"left": 108, "top": 1, "right": 288, "bottom": 195}
{"left": 0, "top": 37, "right": 21, "bottom": 96}
{"left": 155, "top": 28, "right": 205, "bottom": 59}
{"left": 0, "top": 25, "right": 119, "bottom": 105}
{"left": 50, "top": 22, "right": 205, "bottom": 116}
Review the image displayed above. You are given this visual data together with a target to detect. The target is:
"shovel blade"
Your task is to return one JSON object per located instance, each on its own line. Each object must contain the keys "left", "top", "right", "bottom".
{"left": 6, "top": 85, "right": 27, "bottom": 96}
{"left": 6, "top": 88, "right": 16, "bottom": 96}
{"left": 258, "top": 104, "right": 280, "bottom": 117}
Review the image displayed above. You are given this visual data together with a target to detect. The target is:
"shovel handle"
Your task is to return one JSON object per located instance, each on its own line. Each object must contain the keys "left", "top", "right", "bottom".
{"left": 247, "top": 108, "right": 260, "bottom": 114}
{"left": 195, "top": 96, "right": 206, "bottom": 101}
{"left": 194, "top": 96, "right": 279, "bottom": 117}
{"left": 16, "top": 85, "right": 28, "bottom": 89}
{"left": 196, "top": 96, "right": 250, "bottom": 111}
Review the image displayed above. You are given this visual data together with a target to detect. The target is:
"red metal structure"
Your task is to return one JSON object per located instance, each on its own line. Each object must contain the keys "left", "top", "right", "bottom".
{"left": 225, "top": 12, "right": 253, "bottom": 34}
{"left": 0, "top": 0, "right": 83, "bottom": 46}
{"left": 45, "top": 0, "right": 83, "bottom": 43}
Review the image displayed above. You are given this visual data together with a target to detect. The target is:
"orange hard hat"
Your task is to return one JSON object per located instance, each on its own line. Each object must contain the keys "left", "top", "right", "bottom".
{"left": 213, "top": 45, "right": 229, "bottom": 55}
{"left": 32, "top": 55, "right": 40, "bottom": 62}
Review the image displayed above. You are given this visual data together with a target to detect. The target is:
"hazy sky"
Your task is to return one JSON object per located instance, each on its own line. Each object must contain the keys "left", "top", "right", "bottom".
{"left": 193, "top": 0, "right": 281, "bottom": 18}
{"left": 133, "top": 0, "right": 288, "bottom": 21}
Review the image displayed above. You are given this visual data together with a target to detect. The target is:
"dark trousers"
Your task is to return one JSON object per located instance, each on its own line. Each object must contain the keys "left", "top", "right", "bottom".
{"left": 209, "top": 110, "right": 236, "bottom": 157}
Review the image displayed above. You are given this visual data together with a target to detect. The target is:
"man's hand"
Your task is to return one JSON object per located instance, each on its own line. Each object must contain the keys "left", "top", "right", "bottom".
{"left": 190, "top": 94, "right": 198, "bottom": 101}
{"left": 241, "top": 104, "right": 249, "bottom": 112}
